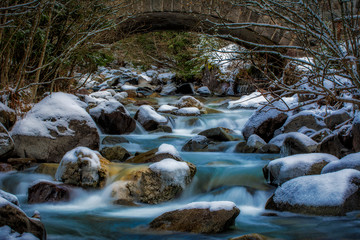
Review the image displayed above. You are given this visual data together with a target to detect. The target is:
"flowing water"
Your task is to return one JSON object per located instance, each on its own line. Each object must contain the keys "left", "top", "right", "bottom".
{"left": 1, "top": 97, "right": 360, "bottom": 239}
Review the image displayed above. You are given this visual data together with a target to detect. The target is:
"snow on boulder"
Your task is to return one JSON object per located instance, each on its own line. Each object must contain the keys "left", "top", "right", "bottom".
{"left": 281, "top": 132, "right": 318, "bottom": 155}
{"left": 0, "top": 102, "right": 16, "bottom": 129}
{"left": 322, "top": 152, "right": 360, "bottom": 174}
{"left": 247, "top": 134, "right": 266, "bottom": 149}
{"left": 175, "top": 107, "right": 201, "bottom": 116}
{"left": 282, "top": 111, "right": 326, "bottom": 133}
{"left": 89, "top": 99, "right": 136, "bottom": 134}
{"left": 228, "top": 92, "right": 267, "bottom": 109}
{"left": 157, "top": 104, "right": 178, "bottom": 113}
{"left": 263, "top": 153, "right": 339, "bottom": 186}
{"left": 265, "top": 169, "right": 360, "bottom": 216}
{"left": 11, "top": 93, "right": 99, "bottom": 162}
{"left": 175, "top": 96, "right": 204, "bottom": 109}
{"left": 0, "top": 123, "right": 14, "bottom": 159}
{"left": 197, "top": 86, "right": 211, "bottom": 96}
{"left": 89, "top": 91, "right": 113, "bottom": 100}
{"left": 55, "top": 146, "right": 109, "bottom": 188}
{"left": 157, "top": 72, "right": 175, "bottom": 83}
{"left": 0, "top": 190, "right": 18, "bottom": 206}
{"left": 149, "top": 201, "right": 240, "bottom": 233}
{"left": 0, "top": 197, "right": 46, "bottom": 239}
{"left": 242, "top": 105, "right": 288, "bottom": 142}
{"left": 156, "top": 143, "right": 180, "bottom": 158}
{"left": 134, "top": 105, "right": 168, "bottom": 131}
{"left": 149, "top": 158, "right": 190, "bottom": 188}
{"left": 0, "top": 225, "right": 39, "bottom": 240}
{"left": 113, "top": 92, "right": 128, "bottom": 101}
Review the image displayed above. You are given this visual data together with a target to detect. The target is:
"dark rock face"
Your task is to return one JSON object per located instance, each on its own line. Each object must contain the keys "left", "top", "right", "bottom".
{"left": 149, "top": 206, "right": 240, "bottom": 233}
{"left": 175, "top": 83, "right": 195, "bottom": 95}
{"left": 0, "top": 123, "right": 14, "bottom": 160}
{"left": 317, "top": 134, "right": 352, "bottom": 159}
{"left": 324, "top": 110, "right": 351, "bottom": 130}
{"left": 281, "top": 133, "right": 318, "bottom": 155}
{"left": 199, "top": 127, "right": 235, "bottom": 141}
{"left": 13, "top": 119, "right": 99, "bottom": 163}
{"left": 0, "top": 199, "right": 46, "bottom": 239}
{"left": 100, "top": 146, "right": 130, "bottom": 162}
{"left": 242, "top": 108, "right": 288, "bottom": 142}
{"left": 182, "top": 135, "right": 210, "bottom": 152}
{"left": 91, "top": 104, "right": 136, "bottom": 135}
{"left": 28, "top": 181, "right": 71, "bottom": 204}
{"left": 283, "top": 113, "right": 326, "bottom": 133}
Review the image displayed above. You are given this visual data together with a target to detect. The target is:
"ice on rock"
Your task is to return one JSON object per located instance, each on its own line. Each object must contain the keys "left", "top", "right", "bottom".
{"left": 180, "top": 201, "right": 237, "bottom": 212}
{"left": 121, "top": 85, "right": 138, "bottom": 91}
{"left": 322, "top": 152, "right": 360, "bottom": 174}
{"left": 11, "top": 92, "right": 95, "bottom": 139}
{"left": 266, "top": 153, "right": 339, "bottom": 185}
{"left": 273, "top": 169, "right": 360, "bottom": 207}
{"left": 149, "top": 158, "right": 190, "bottom": 188}
{"left": 0, "top": 225, "right": 39, "bottom": 240}
{"left": 228, "top": 92, "right": 267, "bottom": 109}
{"left": 156, "top": 143, "right": 180, "bottom": 158}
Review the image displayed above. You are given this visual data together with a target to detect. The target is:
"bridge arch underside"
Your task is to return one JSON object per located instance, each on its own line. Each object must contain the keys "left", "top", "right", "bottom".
{"left": 115, "top": 12, "right": 289, "bottom": 53}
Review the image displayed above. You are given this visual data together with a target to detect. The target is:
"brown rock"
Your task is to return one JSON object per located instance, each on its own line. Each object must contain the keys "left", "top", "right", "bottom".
{"left": 0, "top": 103, "right": 16, "bottom": 129}
{"left": 231, "top": 233, "right": 269, "bottom": 240}
{"left": 101, "top": 136, "right": 129, "bottom": 145}
{"left": 199, "top": 127, "right": 235, "bottom": 141}
{"left": 35, "top": 163, "right": 59, "bottom": 178}
{"left": 7, "top": 158, "right": 37, "bottom": 171}
{"left": 324, "top": 110, "right": 351, "bottom": 130}
{"left": 175, "top": 96, "right": 203, "bottom": 109}
{"left": 283, "top": 112, "right": 325, "bottom": 133}
{"left": 125, "top": 148, "right": 182, "bottom": 164}
{"left": 149, "top": 206, "right": 240, "bottom": 233}
{"left": 28, "top": 181, "right": 71, "bottom": 204}
{"left": 100, "top": 146, "right": 130, "bottom": 162}
{"left": 0, "top": 199, "right": 46, "bottom": 239}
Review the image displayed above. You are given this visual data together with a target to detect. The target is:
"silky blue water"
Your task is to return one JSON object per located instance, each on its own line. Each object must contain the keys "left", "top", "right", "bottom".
{"left": 1, "top": 102, "right": 360, "bottom": 239}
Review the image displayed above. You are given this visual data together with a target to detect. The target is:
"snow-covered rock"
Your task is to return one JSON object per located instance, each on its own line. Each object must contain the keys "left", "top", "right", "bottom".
{"left": 322, "top": 152, "right": 360, "bottom": 174}
{"left": 89, "top": 91, "right": 113, "bottom": 100}
{"left": 0, "top": 225, "right": 39, "bottom": 240}
{"left": 228, "top": 92, "right": 267, "bottom": 109}
{"left": 149, "top": 201, "right": 240, "bottom": 233}
{"left": 175, "top": 96, "right": 204, "bottom": 109}
{"left": 55, "top": 147, "right": 109, "bottom": 188}
{"left": 264, "top": 153, "right": 339, "bottom": 186}
{"left": 11, "top": 93, "right": 99, "bottom": 162}
{"left": 235, "top": 134, "right": 266, "bottom": 153}
{"left": 160, "top": 83, "right": 177, "bottom": 95}
{"left": 0, "top": 197, "right": 46, "bottom": 239}
{"left": 0, "top": 123, "right": 14, "bottom": 159}
{"left": 0, "top": 190, "right": 18, "bottom": 206}
{"left": 283, "top": 111, "right": 326, "bottom": 133}
{"left": 90, "top": 100, "right": 136, "bottom": 134}
{"left": 0, "top": 102, "right": 16, "bottom": 129}
{"left": 247, "top": 134, "right": 266, "bottom": 149}
{"left": 242, "top": 105, "right": 288, "bottom": 142}
{"left": 156, "top": 143, "right": 180, "bottom": 158}
{"left": 157, "top": 72, "right": 175, "bottom": 83}
{"left": 175, "top": 107, "right": 201, "bottom": 116}
{"left": 324, "top": 109, "right": 351, "bottom": 130}
{"left": 281, "top": 132, "right": 318, "bottom": 155}
{"left": 197, "top": 86, "right": 211, "bottom": 96}
{"left": 113, "top": 92, "right": 128, "bottom": 101}
{"left": 157, "top": 105, "right": 178, "bottom": 114}
{"left": 265, "top": 169, "right": 360, "bottom": 215}
{"left": 134, "top": 105, "right": 168, "bottom": 131}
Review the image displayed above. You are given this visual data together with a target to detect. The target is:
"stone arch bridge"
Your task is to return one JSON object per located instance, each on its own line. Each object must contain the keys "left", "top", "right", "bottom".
{"left": 112, "top": 0, "right": 294, "bottom": 51}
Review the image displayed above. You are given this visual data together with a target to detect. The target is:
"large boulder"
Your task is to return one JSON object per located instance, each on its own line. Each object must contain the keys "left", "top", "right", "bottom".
{"left": 125, "top": 144, "right": 182, "bottom": 164}
{"left": 242, "top": 106, "right": 288, "bottom": 142}
{"left": 0, "top": 190, "right": 19, "bottom": 206}
{"left": 89, "top": 99, "right": 136, "bottom": 134}
{"left": 281, "top": 132, "right": 318, "bottom": 155}
{"left": 0, "top": 197, "right": 46, "bottom": 239}
{"left": 317, "top": 134, "right": 348, "bottom": 158}
{"left": 11, "top": 93, "right": 99, "bottom": 163}
{"left": 265, "top": 169, "right": 360, "bottom": 216}
{"left": 175, "top": 96, "right": 204, "bottom": 109}
{"left": 263, "top": 153, "right": 339, "bottom": 186}
{"left": 322, "top": 152, "right": 360, "bottom": 174}
{"left": 28, "top": 181, "right": 71, "bottom": 203}
{"left": 0, "top": 123, "right": 14, "bottom": 159}
{"left": 199, "top": 127, "right": 235, "bottom": 141}
{"left": 134, "top": 105, "right": 168, "bottom": 131}
{"left": 282, "top": 111, "right": 326, "bottom": 133}
{"left": 55, "top": 147, "right": 109, "bottom": 188}
{"left": 324, "top": 110, "right": 351, "bottom": 130}
{"left": 149, "top": 201, "right": 240, "bottom": 233}
{"left": 0, "top": 102, "right": 16, "bottom": 129}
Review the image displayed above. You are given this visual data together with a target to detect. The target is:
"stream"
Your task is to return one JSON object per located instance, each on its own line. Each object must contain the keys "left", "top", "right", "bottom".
{"left": 1, "top": 97, "right": 360, "bottom": 239}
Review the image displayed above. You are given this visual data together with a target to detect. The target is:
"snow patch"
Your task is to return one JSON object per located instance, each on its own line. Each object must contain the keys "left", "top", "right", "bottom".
{"left": 156, "top": 144, "right": 180, "bottom": 158}
{"left": 228, "top": 92, "right": 267, "bottom": 109}
{"left": 157, "top": 105, "right": 178, "bottom": 113}
{"left": 322, "top": 152, "right": 360, "bottom": 174}
{"left": 137, "top": 105, "right": 167, "bottom": 123}
{"left": 176, "top": 107, "right": 200, "bottom": 116}
{"left": 89, "top": 100, "right": 127, "bottom": 118}
{"left": 0, "top": 225, "right": 38, "bottom": 240}
{"left": 180, "top": 201, "right": 237, "bottom": 212}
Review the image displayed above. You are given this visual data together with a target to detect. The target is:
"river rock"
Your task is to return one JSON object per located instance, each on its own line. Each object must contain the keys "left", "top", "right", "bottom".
{"left": 322, "top": 152, "right": 360, "bottom": 174}
{"left": 352, "top": 112, "right": 360, "bottom": 152}
{"left": 197, "top": 86, "right": 211, "bottom": 96}
{"left": 55, "top": 147, "right": 109, "bottom": 188}
{"left": 175, "top": 107, "right": 201, "bottom": 116}
{"left": 263, "top": 153, "right": 339, "bottom": 186}
{"left": 0, "top": 190, "right": 19, "bottom": 206}
{"left": 160, "top": 83, "right": 177, "bottom": 95}
{"left": 0, "top": 163, "right": 13, "bottom": 172}
{"left": 0, "top": 102, "right": 16, "bottom": 129}
{"left": 125, "top": 147, "right": 182, "bottom": 164}
{"left": 157, "top": 105, "right": 178, "bottom": 114}
{"left": 242, "top": 106, "right": 288, "bottom": 142}
{"left": 265, "top": 169, "right": 360, "bottom": 216}
{"left": 35, "top": 163, "right": 59, "bottom": 178}
{"left": 89, "top": 99, "right": 136, "bottom": 134}
{"left": 7, "top": 158, "right": 37, "bottom": 171}
{"left": 176, "top": 83, "right": 195, "bottom": 95}
{"left": 317, "top": 131, "right": 352, "bottom": 159}
{"left": 0, "top": 123, "right": 14, "bottom": 159}
{"left": 324, "top": 110, "right": 351, "bottom": 130}
{"left": 158, "top": 72, "right": 176, "bottom": 83}
{"left": 182, "top": 135, "right": 211, "bottom": 152}
{"left": 231, "top": 233, "right": 269, "bottom": 240}
{"left": 234, "top": 141, "right": 255, "bottom": 153}
{"left": 11, "top": 93, "right": 99, "bottom": 163}
{"left": 281, "top": 132, "right": 318, "bottom": 155}
{"left": 101, "top": 136, "right": 129, "bottom": 145}
{"left": 283, "top": 111, "right": 326, "bottom": 133}
{"left": 100, "top": 146, "right": 130, "bottom": 162}
{"left": 0, "top": 197, "right": 46, "bottom": 239}
{"left": 175, "top": 96, "right": 204, "bottom": 109}
{"left": 199, "top": 127, "right": 235, "bottom": 141}
{"left": 310, "top": 128, "right": 332, "bottom": 142}
{"left": 149, "top": 201, "right": 240, "bottom": 233}
{"left": 247, "top": 134, "right": 266, "bottom": 149}
{"left": 134, "top": 105, "right": 168, "bottom": 131}
{"left": 28, "top": 181, "right": 71, "bottom": 203}
{"left": 258, "top": 144, "right": 281, "bottom": 154}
